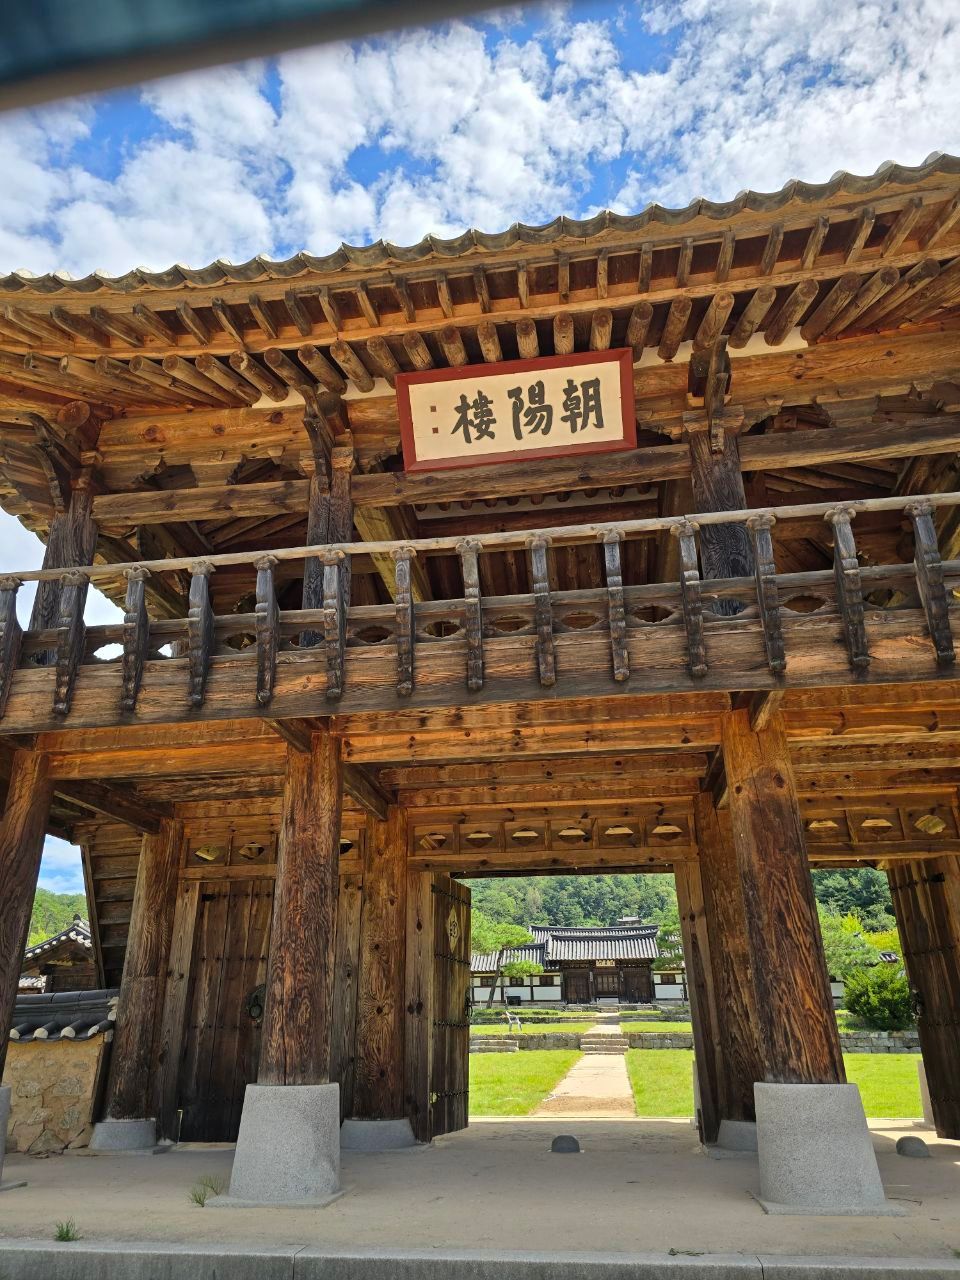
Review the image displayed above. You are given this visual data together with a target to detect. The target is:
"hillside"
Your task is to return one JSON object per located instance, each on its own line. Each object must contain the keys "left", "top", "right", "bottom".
{"left": 28, "top": 888, "right": 89, "bottom": 948}
{"left": 467, "top": 868, "right": 896, "bottom": 932}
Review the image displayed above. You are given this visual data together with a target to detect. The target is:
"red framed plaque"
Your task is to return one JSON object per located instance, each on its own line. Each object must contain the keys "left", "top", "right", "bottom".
{"left": 396, "top": 347, "right": 636, "bottom": 472}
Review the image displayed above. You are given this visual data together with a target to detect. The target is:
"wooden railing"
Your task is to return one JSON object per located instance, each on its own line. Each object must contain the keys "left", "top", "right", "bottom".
{"left": 1, "top": 492, "right": 958, "bottom": 727}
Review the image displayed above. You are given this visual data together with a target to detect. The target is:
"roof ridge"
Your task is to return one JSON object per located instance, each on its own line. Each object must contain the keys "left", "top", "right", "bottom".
{"left": 2, "top": 153, "right": 956, "bottom": 296}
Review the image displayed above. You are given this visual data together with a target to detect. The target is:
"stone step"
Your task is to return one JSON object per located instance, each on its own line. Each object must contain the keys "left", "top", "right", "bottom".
{"left": 469, "top": 1039, "right": 519, "bottom": 1053}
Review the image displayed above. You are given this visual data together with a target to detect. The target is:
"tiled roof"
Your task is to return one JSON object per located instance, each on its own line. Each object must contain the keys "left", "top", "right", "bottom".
{"left": 22, "top": 917, "right": 92, "bottom": 964}
{"left": 472, "top": 923, "right": 660, "bottom": 970}
{"left": 9, "top": 989, "right": 118, "bottom": 1042}
{"left": 471, "top": 942, "right": 548, "bottom": 972}
{"left": 2, "top": 154, "right": 955, "bottom": 295}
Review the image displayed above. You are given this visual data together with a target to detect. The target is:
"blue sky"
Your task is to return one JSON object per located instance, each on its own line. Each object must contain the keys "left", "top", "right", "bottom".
{"left": 1, "top": 0, "right": 959, "bottom": 895}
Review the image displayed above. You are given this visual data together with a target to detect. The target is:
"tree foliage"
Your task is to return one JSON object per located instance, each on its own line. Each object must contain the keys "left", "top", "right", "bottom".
{"left": 818, "top": 908, "right": 886, "bottom": 982}
{"left": 28, "top": 888, "right": 88, "bottom": 948}
{"left": 471, "top": 910, "right": 534, "bottom": 956}
{"left": 844, "top": 965, "right": 913, "bottom": 1030}
{"left": 502, "top": 959, "right": 545, "bottom": 978}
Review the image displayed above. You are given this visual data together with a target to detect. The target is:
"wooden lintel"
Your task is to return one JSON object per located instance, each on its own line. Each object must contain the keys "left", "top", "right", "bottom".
{"left": 53, "top": 779, "right": 169, "bottom": 833}
{"left": 85, "top": 414, "right": 960, "bottom": 522}
{"left": 343, "top": 762, "right": 393, "bottom": 821}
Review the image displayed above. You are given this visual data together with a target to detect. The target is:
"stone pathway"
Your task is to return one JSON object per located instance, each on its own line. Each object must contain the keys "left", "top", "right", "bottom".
{"left": 534, "top": 1022, "right": 635, "bottom": 1117}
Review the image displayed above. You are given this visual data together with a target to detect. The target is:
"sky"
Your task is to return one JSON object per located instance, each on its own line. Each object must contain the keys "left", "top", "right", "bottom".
{"left": 2, "top": 0, "right": 959, "bottom": 895}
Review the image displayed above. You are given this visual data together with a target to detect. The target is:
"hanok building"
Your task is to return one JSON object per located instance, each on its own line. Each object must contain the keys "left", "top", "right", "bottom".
{"left": 1, "top": 153, "right": 960, "bottom": 1199}
{"left": 470, "top": 921, "right": 665, "bottom": 1004}
{"left": 19, "top": 915, "right": 97, "bottom": 994}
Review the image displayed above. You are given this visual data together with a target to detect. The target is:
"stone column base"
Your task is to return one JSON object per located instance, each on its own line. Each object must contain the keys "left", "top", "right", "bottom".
{"left": 213, "top": 1083, "right": 341, "bottom": 1207}
{"left": 89, "top": 1117, "right": 158, "bottom": 1151}
{"left": 341, "top": 1118, "right": 418, "bottom": 1151}
{"left": 705, "top": 1118, "right": 758, "bottom": 1159}
{"left": 754, "top": 1082, "right": 905, "bottom": 1216}
{"left": 0, "top": 1086, "right": 26, "bottom": 1191}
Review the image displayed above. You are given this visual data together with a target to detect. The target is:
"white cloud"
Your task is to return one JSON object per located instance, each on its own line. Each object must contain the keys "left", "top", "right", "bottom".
{"left": 0, "top": 2, "right": 957, "bottom": 276}
{"left": 39, "top": 836, "right": 85, "bottom": 895}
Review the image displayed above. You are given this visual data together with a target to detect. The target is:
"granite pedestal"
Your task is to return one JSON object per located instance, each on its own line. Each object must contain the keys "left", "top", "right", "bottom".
{"left": 340, "top": 1118, "right": 418, "bottom": 1151}
{"left": 214, "top": 1083, "right": 341, "bottom": 1207}
{"left": 0, "top": 1085, "right": 27, "bottom": 1191}
{"left": 89, "top": 1117, "right": 158, "bottom": 1151}
{"left": 754, "top": 1082, "right": 904, "bottom": 1215}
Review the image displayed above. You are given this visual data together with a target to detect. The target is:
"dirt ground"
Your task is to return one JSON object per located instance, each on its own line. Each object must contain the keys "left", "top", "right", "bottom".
{"left": 1, "top": 1118, "right": 959, "bottom": 1261}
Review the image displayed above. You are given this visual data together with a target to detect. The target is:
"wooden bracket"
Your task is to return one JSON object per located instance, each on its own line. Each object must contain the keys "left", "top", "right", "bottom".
{"left": 392, "top": 546, "right": 417, "bottom": 697}
{"left": 321, "top": 549, "right": 348, "bottom": 700}
{"left": 254, "top": 555, "right": 280, "bottom": 705}
{"left": 600, "top": 530, "right": 629, "bottom": 682}
{"left": 457, "top": 539, "right": 484, "bottom": 692}
{"left": 53, "top": 571, "right": 88, "bottom": 718}
{"left": 906, "top": 501, "right": 956, "bottom": 666}
{"left": 672, "top": 521, "right": 707, "bottom": 677}
{"left": 186, "top": 561, "right": 215, "bottom": 707}
{"left": 527, "top": 535, "right": 556, "bottom": 687}
{"left": 687, "top": 339, "right": 732, "bottom": 449}
{"left": 825, "top": 507, "right": 870, "bottom": 670}
{"left": 746, "top": 514, "right": 786, "bottom": 674}
{"left": 0, "top": 576, "right": 23, "bottom": 721}
{"left": 120, "top": 566, "right": 150, "bottom": 713}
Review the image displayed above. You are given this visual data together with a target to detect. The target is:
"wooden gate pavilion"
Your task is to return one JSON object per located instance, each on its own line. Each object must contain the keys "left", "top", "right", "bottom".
{"left": 1, "top": 155, "right": 960, "bottom": 1164}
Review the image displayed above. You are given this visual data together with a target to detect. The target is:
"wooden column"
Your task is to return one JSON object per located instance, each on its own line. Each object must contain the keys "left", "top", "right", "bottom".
{"left": 0, "top": 750, "right": 52, "bottom": 1078}
{"left": 102, "top": 819, "right": 183, "bottom": 1121}
{"left": 404, "top": 870, "right": 435, "bottom": 1142}
{"left": 258, "top": 727, "right": 343, "bottom": 1086}
{"left": 888, "top": 856, "right": 960, "bottom": 1138}
{"left": 674, "top": 859, "right": 721, "bottom": 1142}
{"left": 329, "top": 872, "right": 363, "bottom": 1120}
{"left": 353, "top": 807, "right": 407, "bottom": 1118}
{"left": 687, "top": 428, "right": 753, "bottom": 613}
{"left": 721, "top": 708, "right": 844, "bottom": 1084}
{"left": 695, "top": 793, "right": 765, "bottom": 1122}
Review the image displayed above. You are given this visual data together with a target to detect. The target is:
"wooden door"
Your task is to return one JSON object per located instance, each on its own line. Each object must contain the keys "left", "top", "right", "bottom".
{"left": 176, "top": 879, "right": 273, "bottom": 1142}
{"left": 564, "top": 969, "right": 591, "bottom": 1003}
{"left": 430, "top": 875, "right": 471, "bottom": 1138}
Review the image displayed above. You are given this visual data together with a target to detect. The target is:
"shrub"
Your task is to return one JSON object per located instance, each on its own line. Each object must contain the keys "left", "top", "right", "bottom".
{"left": 844, "top": 965, "right": 913, "bottom": 1030}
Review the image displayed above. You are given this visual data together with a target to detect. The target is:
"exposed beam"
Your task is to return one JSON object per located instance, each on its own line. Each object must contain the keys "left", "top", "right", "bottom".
{"left": 87, "top": 415, "right": 960, "bottom": 522}
{"left": 53, "top": 779, "right": 170, "bottom": 833}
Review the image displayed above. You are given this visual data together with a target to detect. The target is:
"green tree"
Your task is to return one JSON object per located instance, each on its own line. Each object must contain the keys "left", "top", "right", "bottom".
{"left": 818, "top": 909, "right": 883, "bottom": 982}
{"left": 471, "top": 911, "right": 537, "bottom": 1008}
{"left": 652, "top": 905, "right": 684, "bottom": 972}
{"left": 844, "top": 965, "right": 913, "bottom": 1030}
{"left": 811, "top": 869, "right": 895, "bottom": 931}
{"left": 28, "top": 889, "right": 88, "bottom": 948}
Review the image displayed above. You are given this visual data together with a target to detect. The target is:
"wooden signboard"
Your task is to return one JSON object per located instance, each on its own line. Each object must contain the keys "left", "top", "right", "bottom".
{"left": 397, "top": 348, "right": 636, "bottom": 472}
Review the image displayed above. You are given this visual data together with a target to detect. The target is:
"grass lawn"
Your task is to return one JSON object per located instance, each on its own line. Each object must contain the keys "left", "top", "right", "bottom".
{"left": 624, "top": 1049, "right": 923, "bottom": 1119}
{"left": 471, "top": 1022, "right": 593, "bottom": 1035}
{"left": 844, "top": 1053, "right": 922, "bottom": 1117}
{"left": 626, "top": 1049, "right": 695, "bottom": 1116}
{"left": 469, "top": 1050, "right": 582, "bottom": 1116}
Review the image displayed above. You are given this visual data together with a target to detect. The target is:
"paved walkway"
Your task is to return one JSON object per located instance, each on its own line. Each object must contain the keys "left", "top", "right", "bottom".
{"left": 534, "top": 1023, "right": 635, "bottom": 1117}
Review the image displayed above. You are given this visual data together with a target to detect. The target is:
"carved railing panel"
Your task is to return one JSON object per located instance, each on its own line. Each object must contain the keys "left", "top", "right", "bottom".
{"left": 0, "top": 491, "right": 958, "bottom": 729}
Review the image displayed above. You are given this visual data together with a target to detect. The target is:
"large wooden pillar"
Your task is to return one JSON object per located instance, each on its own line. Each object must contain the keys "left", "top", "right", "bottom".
{"left": 674, "top": 859, "right": 721, "bottom": 1142}
{"left": 888, "top": 856, "right": 960, "bottom": 1137}
{"left": 352, "top": 807, "right": 407, "bottom": 1119}
{"left": 695, "top": 793, "right": 764, "bottom": 1122}
{"left": 687, "top": 427, "right": 753, "bottom": 613}
{"left": 28, "top": 473, "right": 98, "bottom": 641}
{"left": 0, "top": 751, "right": 52, "bottom": 1078}
{"left": 258, "top": 727, "right": 343, "bottom": 1086}
{"left": 721, "top": 708, "right": 844, "bottom": 1084}
{"left": 101, "top": 819, "right": 183, "bottom": 1121}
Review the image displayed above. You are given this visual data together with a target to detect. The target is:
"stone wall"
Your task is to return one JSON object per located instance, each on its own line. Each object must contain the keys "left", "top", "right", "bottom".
{"left": 471, "top": 1028, "right": 922, "bottom": 1053}
{"left": 2, "top": 1036, "right": 110, "bottom": 1155}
